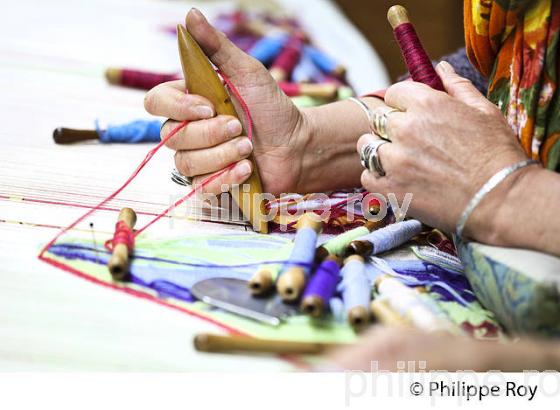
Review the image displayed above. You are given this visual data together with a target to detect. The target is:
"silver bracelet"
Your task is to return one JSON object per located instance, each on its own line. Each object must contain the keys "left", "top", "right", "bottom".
{"left": 348, "top": 97, "right": 375, "bottom": 135}
{"left": 455, "top": 159, "right": 539, "bottom": 238}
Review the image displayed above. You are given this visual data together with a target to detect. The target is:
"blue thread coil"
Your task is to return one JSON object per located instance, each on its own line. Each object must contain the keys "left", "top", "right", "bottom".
{"left": 249, "top": 33, "right": 289, "bottom": 65}
{"left": 304, "top": 45, "right": 340, "bottom": 75}
{"left": 356, "top": 220, "right": 422, "bottom": 255}
{"left": 284, "top": 226, "right": 319, "bottom": 276}
{"left": 341, "top": 258, "right": 371, "bottom": 313}
{"left": 96, "top": 119, "right": 162, "bottom": 143}
{"left": 292, "top": 54, "right": 324, "bottom": 83}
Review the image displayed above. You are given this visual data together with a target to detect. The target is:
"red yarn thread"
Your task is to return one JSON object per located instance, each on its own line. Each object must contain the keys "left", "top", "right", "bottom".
{"left": 105, "top": 220, "right": 135, "bottom": 252}
{"left": 118, "top": 69, "right": 181, "bottom": 90}
{"left": 271, "top": 36, "right": 302, "bottom": 76}
{"left": 393, "top": 23, "right": 444, "bottom": 91}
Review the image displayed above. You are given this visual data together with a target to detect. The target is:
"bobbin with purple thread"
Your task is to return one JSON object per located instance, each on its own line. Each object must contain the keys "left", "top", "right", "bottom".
{"left": 301, "top": 256, "right": 341, "bottom": 317}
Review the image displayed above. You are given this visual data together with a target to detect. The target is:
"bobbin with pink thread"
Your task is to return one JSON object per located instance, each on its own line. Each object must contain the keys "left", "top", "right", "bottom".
{"left": 388, "top": 5, "right": 444, "bottom": 91}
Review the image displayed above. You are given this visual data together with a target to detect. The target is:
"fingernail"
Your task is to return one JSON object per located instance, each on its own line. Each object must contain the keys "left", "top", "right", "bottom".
{"left": 195, "top": 105, "right": 213, "bottom": 118}
{"left": 226, "top": 120, "right": 242, "bottom": 137}
{"left": 437, "top": 61, "right": 454, "bottom": 74}
{"left": 237, "top": 161, "right": 252, "bottom": 178}
{"left": 237, "top": 138, "right": 253, "bottom": 156}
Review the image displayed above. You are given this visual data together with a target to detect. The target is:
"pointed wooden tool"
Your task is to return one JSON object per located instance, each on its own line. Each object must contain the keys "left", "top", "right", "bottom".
{"left": 177, "top": 24, "right": 268, "bottom": 234}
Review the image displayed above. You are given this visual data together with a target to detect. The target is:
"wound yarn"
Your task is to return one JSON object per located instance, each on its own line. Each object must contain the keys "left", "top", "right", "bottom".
{"left": 109, "top": 68, "right": 180, "bottom": 90}
{"left": 393, "top": 23, "right": 444, "bottom": 91}
{"left": 97, "top": 119, "right": 162, "bottom": 143}
{"left": 286, "top": 226, "right": 319, "bottom": 274}
{"left": 248, "top": 33, "right": 289, "bottom": 64}
{"left": 302, "top": 258, "right": 340, "bottom": 303}
{"left": 105, "top": 220, "right": 135, "bottom": 252}
{"left": 357, "top": 220, "right": 422, "bottom": 255}
{"left": 321, "top": 225, "right": 370, "bottom": 256}
{"left": 340, "top": 257, "right": 370, "bottom": 314}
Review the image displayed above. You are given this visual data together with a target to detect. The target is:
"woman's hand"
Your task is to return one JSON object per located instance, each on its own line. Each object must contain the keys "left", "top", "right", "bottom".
{"left": 144, "top": 8, "right": 308, "bottom": 194}
{"left": 325, "top": 325, "right": 560, "bottom": 371}
{"left": 357, "top": 62, "right": 531, "bottom": 242}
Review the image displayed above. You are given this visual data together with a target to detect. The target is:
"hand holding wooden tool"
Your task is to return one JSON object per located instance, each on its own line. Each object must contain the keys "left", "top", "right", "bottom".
{"left": 177, "top": 18, "right": 268, "bottom": 234}
{"left": 107, "top": 207, "right": 137, "bottom": 281}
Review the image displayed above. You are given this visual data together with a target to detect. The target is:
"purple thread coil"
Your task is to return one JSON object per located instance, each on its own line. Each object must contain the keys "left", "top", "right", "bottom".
{"left": 393, "top": 23, "right": 444, "bottom": 91}
{"left": 302, "top": 259, "right": 340, "bottom": 303}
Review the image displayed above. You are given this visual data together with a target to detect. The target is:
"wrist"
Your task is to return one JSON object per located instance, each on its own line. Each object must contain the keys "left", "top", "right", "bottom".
{"left": 463, "top": 160, "right": 541, "bottom": 245}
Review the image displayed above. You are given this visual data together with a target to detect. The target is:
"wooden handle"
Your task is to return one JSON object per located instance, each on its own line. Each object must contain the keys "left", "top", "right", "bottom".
{"left": 387, "top": 5, "right": 410, "bottom": 29}
{"left": 52, "top": 127, "right": 99, "bottom": 144}
{"left": 177, "top": 23, "right": 268, "bottom": 234}
{"left": 104, "top": 67, "right": 123, "bottom": 85}
{"left": 347, "top": 305, "right": 369, "bottom": 332}
{"left": 107, "top": 208, "right": 137, "bottom": 280}
{"left": 276, "top": 266, "right": 306, "bottom": 302}
{"left": 194, "top": 333, "right": 337, "bottom": 355}
{"left": 296, "top": 212, "right": 324, "bottom": 233}
{"left": 248, "top": 267, "right": 274, "bottom": 295}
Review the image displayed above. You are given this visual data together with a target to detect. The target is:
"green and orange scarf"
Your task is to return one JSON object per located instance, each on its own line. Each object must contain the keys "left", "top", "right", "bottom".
{"left": 465, "top": 0, "right": 560, "bottom": 169}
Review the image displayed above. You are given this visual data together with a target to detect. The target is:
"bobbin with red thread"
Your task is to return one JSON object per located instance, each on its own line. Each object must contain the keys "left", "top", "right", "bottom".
{"left": 388, "top": 5, "right": 444, "bottom": 91}
{"left": 105, "top": 68, "right": 180, "bottom": 91}
{"left": 107, "top": 207, "right": 137, "bottom": 281}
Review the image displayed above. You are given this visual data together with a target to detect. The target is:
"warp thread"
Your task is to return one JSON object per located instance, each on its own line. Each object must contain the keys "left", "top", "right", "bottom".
{"left": 356, "top": 219, "right": 422, "bottom": 254}
{"left": 393, "top": 23, "right": 444, "bottom": 91}
{"left": 302, "top": 258, "right": 340, "bottom": 303}
{"left": 96, "top": 119, "right": 162, "bottom": 143}
{"left": 340, "top": 257, "right": 370, "bottom": 313}
{"left": 105, "top": 220, "right": 135, "bottom": 252}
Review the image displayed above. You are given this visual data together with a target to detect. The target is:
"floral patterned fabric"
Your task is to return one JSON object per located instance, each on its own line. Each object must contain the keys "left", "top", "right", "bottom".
{"left": 465, "top": 0, "right": 560, "bottom": 169}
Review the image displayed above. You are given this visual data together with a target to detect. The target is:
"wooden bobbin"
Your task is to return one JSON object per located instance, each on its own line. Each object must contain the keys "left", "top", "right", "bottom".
{"left": 104, "top": 67, "right": 123, "bottom": 85}
{"left": 107, "top": 207, "right": 137, "bottom": 281}
{"left": 248, "top": 266, "right": 274, "bottom": 296}
{"left": 177, "top": 17, "right": 268, "bottom": 234}
{"left": 342, "top": 254, "right": 370, "bottom": 331}
{"left": 344, "top": 240, "right": 373, "bottom": 258}
{"left": 387, "top": 5, "right": 409, "bottom": 29}
{"left": 277, "top": 213, "right": 323, "bottom": 302}
{"left": 300, "top": 254, "right": 340, "bottom": 317}
{"left": 370, "top": 299, "right": 409, "bottom": 326}
{"left": 194, "top": 333, "right": 338, "bottom": 355}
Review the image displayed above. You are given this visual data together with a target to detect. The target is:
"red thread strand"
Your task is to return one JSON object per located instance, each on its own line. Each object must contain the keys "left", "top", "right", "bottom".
{"left": 105, "top": 220, "right": 135, "bottom": 252}
{"left": 393, "top": 23, "right": 444, "bottom": 91}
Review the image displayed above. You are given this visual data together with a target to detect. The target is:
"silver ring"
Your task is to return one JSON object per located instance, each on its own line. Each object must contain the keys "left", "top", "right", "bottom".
{"left": 360, "top": 139, "right": 390, "bottom": 177}
{"left": 171, "top": 168, "right": 193, "bottom": 186}
{"left": 372, "top": 108, "right": 399, "bottom": 141}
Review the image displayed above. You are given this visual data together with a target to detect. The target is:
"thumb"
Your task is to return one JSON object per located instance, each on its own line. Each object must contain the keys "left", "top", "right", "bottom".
{"left": 186, "top": 8, "right": 261, "bottom": 78}
{"left": 436, "top": 61, "right": 493, "bottom": 113}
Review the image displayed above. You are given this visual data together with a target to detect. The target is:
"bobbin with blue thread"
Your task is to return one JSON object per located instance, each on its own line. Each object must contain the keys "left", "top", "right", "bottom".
{"left": 340, "top": 254, "right": 371, "bottom": 331}
{"left": 248, "top": 32, "right": 289, "bottom": 65}
{"left": 303, "top": 45, "right": 346, "bottom": 78}
{"left": 53, "top": 119, "right": 162, "bottom": 144}
{"left": 276, "top": 212, "right": 324, "bottom": 302}
{"left": 301, "top": 255, "right": 341, "bottom": 317}
{"left": 345, "top": 219, "right": 423, "bottom": 257}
